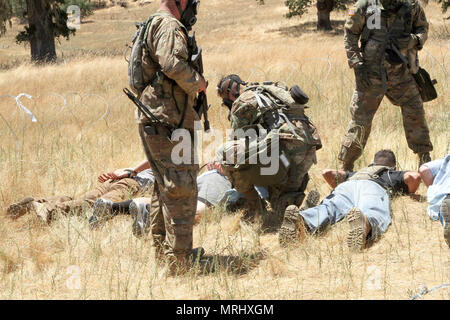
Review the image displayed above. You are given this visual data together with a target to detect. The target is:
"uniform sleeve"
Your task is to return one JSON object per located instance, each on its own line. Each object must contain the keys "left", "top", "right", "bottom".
{"left": 344, "top": 3, "right": 366, "bottom": 68}
{"left": 411, "top": 1, "right": 429, "bottom": 50}
{"left": 151, "top": 21, "right": 202, "bottom": 96}
{"left": 423, "top": 158, "right": 444, "bottom": 179}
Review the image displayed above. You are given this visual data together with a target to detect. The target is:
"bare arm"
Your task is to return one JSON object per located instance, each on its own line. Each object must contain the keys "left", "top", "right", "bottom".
{"left": 98, "top": 160, "right": 150, "bottom": 183}
{"left": 419, "top": 165, "right": 434, "bottom": 187}
{"left": 322, "top": 169, "right": 348, "bottom": 189}
{"left": 404, "top": 171, "right": 422, "bottom": 193}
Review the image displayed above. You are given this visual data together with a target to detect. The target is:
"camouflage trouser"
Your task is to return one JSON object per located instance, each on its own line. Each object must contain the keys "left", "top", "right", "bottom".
{"left": 139, "top": 124, "right": 198, "bottom": 260}
{"left": 224, "top": 139, "right": 317, "bottom": 217}
{"left": 35, "top": 178, "right": 141, "bottom": 218}
{"left": 339, "top": 64, "right": 433, "bottom": 168}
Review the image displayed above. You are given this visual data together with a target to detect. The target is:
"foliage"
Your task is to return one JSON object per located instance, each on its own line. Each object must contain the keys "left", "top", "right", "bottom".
{"left": 60, "top": 0, "right": 94, "bottom": 19}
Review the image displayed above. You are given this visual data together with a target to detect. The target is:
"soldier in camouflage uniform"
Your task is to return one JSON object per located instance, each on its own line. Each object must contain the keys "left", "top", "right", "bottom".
{"left": 216, "top": 75, "right": 322, "bottom": 222}
{"left": 136, "top": 0, "right": 206, "bottom": 273}
{"left": 338, "top": 0, "right": 433, "bottom": 171}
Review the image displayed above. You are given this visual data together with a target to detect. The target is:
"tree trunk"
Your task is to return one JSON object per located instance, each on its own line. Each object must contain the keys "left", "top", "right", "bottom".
{"left": 316, "top": 0, "right": 334, "bottom": 31}
{"left": 26, "top": 0, "right": 56, "bottom": 63}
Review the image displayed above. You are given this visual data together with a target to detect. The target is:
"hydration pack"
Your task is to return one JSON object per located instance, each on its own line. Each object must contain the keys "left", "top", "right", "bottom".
{"left": 126, "top": 15, "right": 158, "bottom": 95}
{"left": 348, "top": 165, "right": 392, "bottom": 182}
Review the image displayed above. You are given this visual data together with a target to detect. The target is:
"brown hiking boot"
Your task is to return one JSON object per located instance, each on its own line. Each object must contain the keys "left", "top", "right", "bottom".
{"left": 300, "top": 190, "right": 320, "bottom": 211}
{"left": 418, "top": 152, "right": 431, "bottom": 168}
{"left": 341, "top": 161, "right": 354, "bottom": 172}
{"left": 440, "top": 195, "right": 450, "bottom": 248}
{"left": 166, "top": 247, "right": 206, "bottom": 276}
{"left": 346, "top": 208, "right": 371, "bottom": 252}
{"left": 6, "top": 197, "right": 35, "bottom": 219}
{"left": 279, "top": 205, "right": 308, "bottom": 247}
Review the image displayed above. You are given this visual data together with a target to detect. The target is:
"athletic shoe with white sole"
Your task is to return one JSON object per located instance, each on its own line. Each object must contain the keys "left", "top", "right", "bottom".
{"left": 346, "top": 207, "right": 370, "bottom": 252}
{"left": 89, "top": 198, "right": 113, "bottom": 229}
{"left": 279, "top": 205, "right": 307, "bottom": 247}
{"left": 130, "top": 200, "right": 150, "bottom": 238}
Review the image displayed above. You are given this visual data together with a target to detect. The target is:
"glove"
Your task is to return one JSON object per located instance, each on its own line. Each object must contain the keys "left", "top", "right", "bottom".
{"left": 396, "top": 34, "right": 418, "bottom": 50}
{"left": 354, "top": 63, "right": 372, "bottom": 91}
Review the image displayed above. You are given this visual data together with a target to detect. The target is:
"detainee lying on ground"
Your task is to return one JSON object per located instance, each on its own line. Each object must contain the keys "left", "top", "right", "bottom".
{"left": 278, "top": 149, "right": 422, "bottom": 252}
{"left": 419, "top": 154, "right": 450, "bottom": 247}
{"left": 6, "top": 160, "right": 153, "bottom": 223}
{"left": 89, "top": 161, "right": 271, "bottom": 236}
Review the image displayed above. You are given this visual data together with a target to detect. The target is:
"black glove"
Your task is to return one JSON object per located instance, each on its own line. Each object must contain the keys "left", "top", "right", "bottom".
{"left": 354, "top": 63, "right": 372, "bottom": 91}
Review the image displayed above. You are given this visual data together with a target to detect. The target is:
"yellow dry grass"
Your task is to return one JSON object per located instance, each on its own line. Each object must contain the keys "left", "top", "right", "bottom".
{"left": 0, "top": 0, "right": 449, "bottom": 299}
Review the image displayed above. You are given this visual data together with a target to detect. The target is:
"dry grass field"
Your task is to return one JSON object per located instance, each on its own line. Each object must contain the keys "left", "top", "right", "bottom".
{"left": 0, "top": 0, "right": 449, "bottom": 299}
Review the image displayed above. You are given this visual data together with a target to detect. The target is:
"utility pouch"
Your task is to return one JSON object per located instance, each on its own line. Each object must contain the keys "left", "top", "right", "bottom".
{"left": 412, "top": 67, "right": 438, "bottom": 103}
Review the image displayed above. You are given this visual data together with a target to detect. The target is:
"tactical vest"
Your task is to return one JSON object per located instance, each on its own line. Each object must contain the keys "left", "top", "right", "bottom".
{"left": 360, "top": 0, "right": 414, "bottom": 47}
{"left": 140, "top": 12, "right": 191, "bottom": 94}
{"left": 348, "top": 165, "right": 392, "bottom": 182}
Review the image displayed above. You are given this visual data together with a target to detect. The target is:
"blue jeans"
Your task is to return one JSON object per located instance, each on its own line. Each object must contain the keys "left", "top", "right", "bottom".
{"left": 299, "top": 180, "right": 391, "bottom": 241}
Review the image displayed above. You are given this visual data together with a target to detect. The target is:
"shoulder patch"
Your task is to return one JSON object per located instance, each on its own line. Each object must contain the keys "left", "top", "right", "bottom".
{"left": 348, "top": 6, "right": 357, "bottom": 16}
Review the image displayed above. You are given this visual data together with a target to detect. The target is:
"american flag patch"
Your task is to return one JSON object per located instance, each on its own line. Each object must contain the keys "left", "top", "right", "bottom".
{"left": 348, "top": 7, "right": 357, "bottom": 16}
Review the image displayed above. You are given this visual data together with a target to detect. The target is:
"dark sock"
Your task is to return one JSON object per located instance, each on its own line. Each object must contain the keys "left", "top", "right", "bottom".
{"left": 112, "top": 200, "right": 133, "bottom": 215}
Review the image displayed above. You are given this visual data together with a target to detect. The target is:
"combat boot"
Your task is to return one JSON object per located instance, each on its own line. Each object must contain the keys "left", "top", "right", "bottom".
{"left": 418, "top": 152, "right": 431, "bottom": 168}
{"left": 7, "top": 197, "right": 35, "bottom": 219}
{"left": 341, "top": 161, "right": 354, "bottom": 172}
{"left": 130, "top": 199, "right": 151, "bottom": 238}
{"left": 279, "top": 205, "right": 308, "bottom": 247}
{"left": 89, "top": 198, "right": 113, "bottom": 229}
{"left": 440, "top": 195, "right": 450, "bottom": 248}
{"left": 346, "top": 207, "right": 371, "bottom": 252}
{"left": 167, "top": 247, "right": 206, "bottom": 276}
{"left": 300, "top": 190, "right": 320, "bottom": 211}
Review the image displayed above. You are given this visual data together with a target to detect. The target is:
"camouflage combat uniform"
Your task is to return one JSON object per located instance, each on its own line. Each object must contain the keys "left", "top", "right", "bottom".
{"left": 223, "top": 83, "right": 322, "bottom": 217}
{"left": 137, "top": 10, "right": 202, "bottom": 264}
{"left": 338, "top": 0, "right": 433, "bottom": 170}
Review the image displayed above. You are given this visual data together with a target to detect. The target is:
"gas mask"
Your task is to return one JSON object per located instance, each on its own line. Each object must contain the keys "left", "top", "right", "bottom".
{"left": 175, "top": 0, "right": 200, "bottom": 31}
{"left": 217, "top": 74, "right": 246, "bottom": 111}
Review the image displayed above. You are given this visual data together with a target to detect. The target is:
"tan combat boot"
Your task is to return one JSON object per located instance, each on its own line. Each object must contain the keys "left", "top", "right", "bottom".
{"left": 418, "top": 152, "right": 431, "bottom": 168}
{"left": 279, "top": 205, "right": 308, "bottom": 247}
{"left": 440, "top": 195, "right": 450, "bottom": 248}
{"left": 346, "top": 207, "right": 371, "bottom": 252}
{"left": 6, "top": 197, "right": 35, "bottom": 219}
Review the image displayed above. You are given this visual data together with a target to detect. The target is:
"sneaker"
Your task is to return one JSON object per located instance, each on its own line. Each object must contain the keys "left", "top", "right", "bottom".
{"left": 6, "top": 197, "right": 35, "bottom": 219}
{"left": 440, "top": 195, "right": 450, "bottom": 248}
{"left": 301, "top": 190, "right": 320, "bottom": 210}
{"left": 418, "top": 152, "right": 431, "bottom": 168}
{"left": 346, "top": 207, "right": 371, "bottom": 252}
{"left": 89, "top": 198, "right": 113, "bottom": 229}
{"left": 130, "top": 200, "right": 150, "bottom": 238}
{"left": 279, "top": 205, "right": 307, "bottom": 247}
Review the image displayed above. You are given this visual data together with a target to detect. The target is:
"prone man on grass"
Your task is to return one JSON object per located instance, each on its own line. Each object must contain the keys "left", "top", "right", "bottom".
{"left": 279, "top": 149, "right": 422, "bottom": 251}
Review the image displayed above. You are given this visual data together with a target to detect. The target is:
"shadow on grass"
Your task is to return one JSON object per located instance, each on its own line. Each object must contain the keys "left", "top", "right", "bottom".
{"left": 267, "top": 20, "right": 345, "bottom": 37}
{"left": 194, "top": 250, "right": 267, "bottom": 276}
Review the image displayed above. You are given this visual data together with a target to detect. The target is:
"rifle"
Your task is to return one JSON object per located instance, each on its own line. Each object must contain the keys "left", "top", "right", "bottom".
{"left": 189, "top": 33, "right": 211, "bottom": 132}
{"left": 388, "top": 42, "right": 438, "bottom": 103}
{"left": 123, "top": 88, "right": 162, "bottom": 124}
